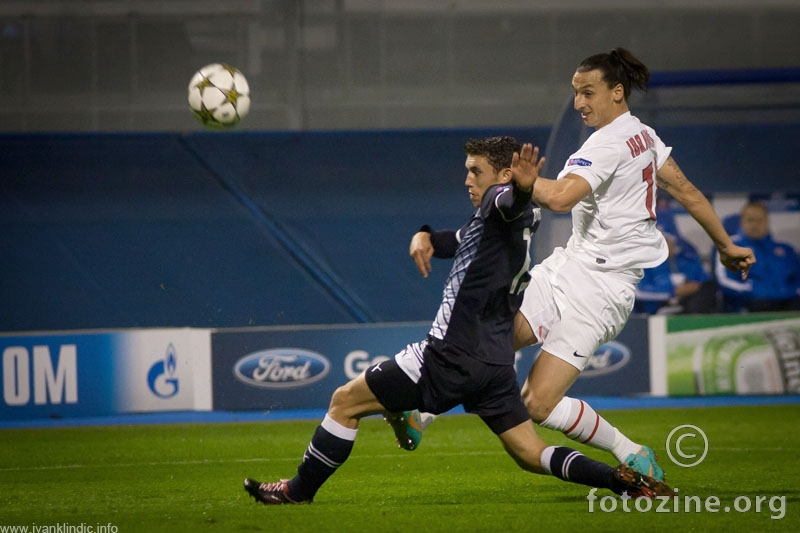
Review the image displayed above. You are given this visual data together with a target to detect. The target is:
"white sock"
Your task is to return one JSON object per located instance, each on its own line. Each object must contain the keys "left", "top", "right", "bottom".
{"left": 539, "top": 445, "right": 556, "bottom": 475}
{"left": 321, "top": 413, "right": 358, "bottom": 441}
{"left": 421, "top": 402, "right": 640, "bottom": 462}
{"left": 611, "top": 428, "right": 641, "bottom": 462}
{"left": 540, "top": 397, "right": 617, "bottom": 453}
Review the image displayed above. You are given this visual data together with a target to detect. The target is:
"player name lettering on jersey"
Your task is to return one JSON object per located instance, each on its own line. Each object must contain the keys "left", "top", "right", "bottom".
{"left": 625, "top": 130, "right": 656, "bottom": 158}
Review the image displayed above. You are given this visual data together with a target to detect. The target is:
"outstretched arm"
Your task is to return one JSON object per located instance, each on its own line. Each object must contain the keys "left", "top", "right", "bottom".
{"left": 511, "top": 144, "right": 591, "bottom": 213}
{"left": 656, "top": 156, "right": 755, "bottom": 279}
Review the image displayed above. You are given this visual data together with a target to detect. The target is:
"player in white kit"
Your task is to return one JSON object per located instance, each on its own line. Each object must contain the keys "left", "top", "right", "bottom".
{"left": 389, "top": 48, "right": 756, "bottom": 481}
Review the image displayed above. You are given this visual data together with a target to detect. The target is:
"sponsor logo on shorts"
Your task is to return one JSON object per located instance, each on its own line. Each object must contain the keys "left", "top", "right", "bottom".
{"left": 233, "top": 348, "right": 330, "bottom": 389}
{"left": 581, "top": 341, "right": 631, "bottom": 377}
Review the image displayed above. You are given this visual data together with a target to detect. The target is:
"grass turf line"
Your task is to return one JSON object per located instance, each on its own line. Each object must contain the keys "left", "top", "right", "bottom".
{"left": 0, "top": 405, "right": 797, "bottom": 532}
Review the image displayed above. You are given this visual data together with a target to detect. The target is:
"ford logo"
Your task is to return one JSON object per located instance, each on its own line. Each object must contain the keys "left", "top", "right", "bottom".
{"left": 582, "top": 341, "right": 631, "bottom": 377}
{"left": 233, "top": 348, "right": 330, "bottom": 389}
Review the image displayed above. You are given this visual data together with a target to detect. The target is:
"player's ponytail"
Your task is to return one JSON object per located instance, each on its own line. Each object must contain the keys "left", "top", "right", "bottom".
{"left": 578, "top": 48, "right": 650, "bottom": 100}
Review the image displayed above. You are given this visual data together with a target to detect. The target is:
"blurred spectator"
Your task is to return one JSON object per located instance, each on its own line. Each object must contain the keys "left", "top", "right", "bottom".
{"left": 634, "top": 216, "right": 718, "bottom": 314}
{"left": 714, "top": 201, "right": 800, "bottom": 312}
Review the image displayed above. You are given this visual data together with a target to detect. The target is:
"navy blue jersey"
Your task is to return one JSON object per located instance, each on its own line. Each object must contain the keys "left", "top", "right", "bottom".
{"left": 428, "top": 183, "right": 541, "bottom": 365}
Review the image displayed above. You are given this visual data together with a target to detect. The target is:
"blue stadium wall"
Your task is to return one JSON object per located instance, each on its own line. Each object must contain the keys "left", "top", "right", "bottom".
{"left": 1, "top": 122, "right": 798, "bottom": 332}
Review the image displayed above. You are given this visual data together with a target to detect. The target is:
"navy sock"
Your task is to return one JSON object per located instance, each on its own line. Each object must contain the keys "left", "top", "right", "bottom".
{"left": 288, "top": 421, "right": 355, "bottom": 501}
{"left": 542, "top": 446, "right": 615, "bottom": 490}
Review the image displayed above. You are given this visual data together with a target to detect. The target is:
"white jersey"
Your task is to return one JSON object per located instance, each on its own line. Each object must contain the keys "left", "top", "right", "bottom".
{"left": 558, "top": 111, "right": 670, "bottom": 271}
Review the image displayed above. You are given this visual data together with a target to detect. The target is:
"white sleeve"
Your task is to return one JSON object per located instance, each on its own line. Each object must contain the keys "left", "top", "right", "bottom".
{"left": 653, "top": 131, "right": 673, "bottom": 171}
{"left": 557, "top": 144, "right": 621, "bottom": 192}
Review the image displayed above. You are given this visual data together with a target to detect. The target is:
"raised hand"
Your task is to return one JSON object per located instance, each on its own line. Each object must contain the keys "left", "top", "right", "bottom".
{"left": 510, "top": 143, "right": 545, "bottom": 192}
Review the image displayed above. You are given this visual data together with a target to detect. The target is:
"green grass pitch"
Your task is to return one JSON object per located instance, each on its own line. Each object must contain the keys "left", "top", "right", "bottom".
{"left": 1, "top": 404, "right": 797, "bottom": 532}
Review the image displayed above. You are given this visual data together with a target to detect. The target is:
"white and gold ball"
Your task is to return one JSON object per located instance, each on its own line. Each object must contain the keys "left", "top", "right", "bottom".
{"left": 187, "top": 63, "right": 250, "bottom": 128}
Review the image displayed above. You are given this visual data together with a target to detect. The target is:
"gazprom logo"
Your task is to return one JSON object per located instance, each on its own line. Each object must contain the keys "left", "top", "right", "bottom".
{"left": 147, "top": 343, "right": 179, "bottom": 399}
{"left": 233, "top": 348, "right": 330, "bottom": 389}
{"left": 582, "top": 341, "right": 631, "bottom": 377}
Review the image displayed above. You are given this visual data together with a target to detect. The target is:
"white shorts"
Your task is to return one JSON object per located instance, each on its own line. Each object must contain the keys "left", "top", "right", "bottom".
{"left": 519, "top": 247, "right": 641, "bottom": 371}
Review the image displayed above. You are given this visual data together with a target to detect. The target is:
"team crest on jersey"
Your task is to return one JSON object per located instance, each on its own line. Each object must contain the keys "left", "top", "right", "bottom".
{"left": 568, "top": 157, "right": 592, "bottom": 167}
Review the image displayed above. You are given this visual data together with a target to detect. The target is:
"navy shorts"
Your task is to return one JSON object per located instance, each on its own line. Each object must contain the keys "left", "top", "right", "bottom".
{"left": 364, "top": 338, "right": 530, "bottom": 435}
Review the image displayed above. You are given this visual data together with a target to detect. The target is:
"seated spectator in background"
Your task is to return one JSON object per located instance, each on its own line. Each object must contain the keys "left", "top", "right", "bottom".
{"left": 634, "top": 223, "right": 718, "bottom": 315}
{"left": 714, "top": 201, "right": 800, "bottom": 312}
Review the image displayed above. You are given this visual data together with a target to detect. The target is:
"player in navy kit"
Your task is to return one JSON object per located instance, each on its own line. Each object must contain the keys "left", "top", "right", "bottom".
{"left": 243, "top": 136, "right": 672, "bottom": 505}
{"left": 391, "top": 48, "right": 756, "bottom": 483}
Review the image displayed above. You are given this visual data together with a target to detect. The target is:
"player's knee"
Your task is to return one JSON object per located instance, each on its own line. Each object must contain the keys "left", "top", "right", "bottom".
{"left": 328, "top": 382, "right": 356, "bottom": 417}
{"left": 521, "top": 383, "right": 558, "bottom": 424}
{"left": 328, "top": 375, "right": 377, "bottom": 423}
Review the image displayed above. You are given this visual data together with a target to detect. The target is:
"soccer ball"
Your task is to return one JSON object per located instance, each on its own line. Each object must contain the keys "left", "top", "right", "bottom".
{"left": 187, "top": 63, "right": 251, "bottom": 128}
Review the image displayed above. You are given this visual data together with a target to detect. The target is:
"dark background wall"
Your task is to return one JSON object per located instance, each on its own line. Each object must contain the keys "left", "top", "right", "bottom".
{"left": 0, "top": 1, "right": 798, "bottom": 132}
{"left": 3, "top": 120, "right": 796, "bottom": 332}
{"left": 2, "top": 1, "right": 800, "bottom": 332}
